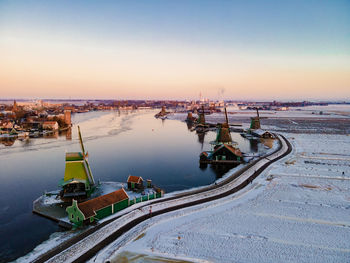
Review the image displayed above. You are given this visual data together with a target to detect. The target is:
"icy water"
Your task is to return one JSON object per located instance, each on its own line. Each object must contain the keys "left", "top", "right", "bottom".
{"left": 0, "top": 110, "right": 264, "bottom": 262}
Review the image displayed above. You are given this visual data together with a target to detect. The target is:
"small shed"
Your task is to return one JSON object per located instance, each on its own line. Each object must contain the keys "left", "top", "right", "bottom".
{"left": 66, "top": 188, "right": 129, "bottom": 226}
{"left": 127, "top": 175, "right": 144, "bottom": 190}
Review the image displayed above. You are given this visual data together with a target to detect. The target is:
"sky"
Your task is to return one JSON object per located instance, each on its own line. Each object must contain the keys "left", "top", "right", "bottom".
{"left": 0, "top": 0, "right": 349, "bottom": 101}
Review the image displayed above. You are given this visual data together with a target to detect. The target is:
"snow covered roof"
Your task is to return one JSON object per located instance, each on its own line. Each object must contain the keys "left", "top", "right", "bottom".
{"left": 251, "top": 129, "right": 273, "bottom": 136}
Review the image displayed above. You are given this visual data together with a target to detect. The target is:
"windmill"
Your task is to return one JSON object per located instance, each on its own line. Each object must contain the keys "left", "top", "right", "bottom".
{"left": 201, "top": 106, "right": 243, "bottom": 166}
{"left": 197, "top": 105, "right": 206, "bottom": 125}
{"left": 224, "top": 107, "right": 242, "bottom": 128}
{"left": 60, "top": 126, "right": 95, "bottom": 201}
{"left": 250, "top": 108, "right": 268, "bottom": 130}
{"left": 213, "top": 107, "right": 241, "bottom": 145}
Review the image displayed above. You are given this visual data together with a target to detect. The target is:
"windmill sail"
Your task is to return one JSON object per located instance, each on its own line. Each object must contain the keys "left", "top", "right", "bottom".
{"left": 78, "top": 126, "right": 95, "bottom": 185}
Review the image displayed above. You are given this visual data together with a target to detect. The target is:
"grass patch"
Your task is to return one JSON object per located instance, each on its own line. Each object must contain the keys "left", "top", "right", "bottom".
{"left": 133, "top": 232, "right": 146, "bottom": 242}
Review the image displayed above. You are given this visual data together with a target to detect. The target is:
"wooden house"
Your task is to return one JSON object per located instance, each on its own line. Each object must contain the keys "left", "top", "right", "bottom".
{"left": 251, "top": 129, "right": 275, "bottom": 139}
{"left": 200, "top": 144, "right": 242, "bottom": 164}
{"left": 212, "top": 144, "right": 242, "bottom": 162}
{"left": 127, "top": 175, "right": 144, "bottom": 190}
{"left": 66, "top": 188, "right": 129, "bottom": 226}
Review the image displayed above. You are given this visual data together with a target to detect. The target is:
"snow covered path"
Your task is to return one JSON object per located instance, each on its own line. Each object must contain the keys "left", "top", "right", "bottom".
{"left": 38, "top": 134, "right": 291, "bottom": 263}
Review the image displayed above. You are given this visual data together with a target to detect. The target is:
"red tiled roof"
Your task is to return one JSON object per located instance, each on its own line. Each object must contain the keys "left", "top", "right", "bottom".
{"left": 78, "top": 188, "right": 129, "bottom": 218}
{"left": 127, "top": 175, "right": 143, "bottom": 184}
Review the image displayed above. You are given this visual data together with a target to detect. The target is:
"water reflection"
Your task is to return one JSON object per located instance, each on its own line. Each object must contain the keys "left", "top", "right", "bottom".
{"left": 0, "top": 127, "right": 73, "bottom": 149}
{"left": 60, "top": 127, "right": 72, "bottom": 140}
{"left": 261, "top": 138, "right": 274, "bottom": 148}
{"left": 197, "top": 132, "right": 206, "bottom": 150}
{"left": 249, "top": 138, "right": 259, "bottom": 152}
{"left": 210, "top": 164, "right": 239, "bottom": 179}
{"left": 44, "top": 131, "right": 59, "bottom": 139}
{"left": 186, "top": 122, "right": 195, "bottom": 130}
{"left": 0, "top": 139, "right": 15, "bottom": 147}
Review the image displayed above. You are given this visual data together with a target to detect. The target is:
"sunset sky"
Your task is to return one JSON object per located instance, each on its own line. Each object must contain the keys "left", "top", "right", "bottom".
{"left": 0, "top": 0, "right": 349, "bottom": 100}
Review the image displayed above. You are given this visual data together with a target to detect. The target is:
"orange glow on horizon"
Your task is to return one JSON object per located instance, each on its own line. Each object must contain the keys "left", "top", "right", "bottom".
{"left": 1, "top": 36, "right": 349, "bottom": 100}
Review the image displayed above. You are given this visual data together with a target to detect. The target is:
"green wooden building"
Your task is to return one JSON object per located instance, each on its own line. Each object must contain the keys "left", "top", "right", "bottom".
{"left": 66, "top": 188, "right": 129, "bottom": 226}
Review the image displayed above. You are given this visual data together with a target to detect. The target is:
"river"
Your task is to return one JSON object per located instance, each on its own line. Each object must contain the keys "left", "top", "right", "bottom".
{"left": 0, "top": 110, "right": 265, "bottom": 262}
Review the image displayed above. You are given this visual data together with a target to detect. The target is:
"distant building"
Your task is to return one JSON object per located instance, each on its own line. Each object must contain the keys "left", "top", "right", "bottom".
{"left": 251, "top": 129, "right": 275, "bottom": 139}
{"left": 0, "top": 121, "right": 14, "bottom": 130}
{"left": 13, "top": 100, "right": 18, "bottom": 112}
{"left": 42, "top": 121, "right": 59, "bottom": 130}
{"left": 64, "top": 109, "right": 72, "bottom": 126}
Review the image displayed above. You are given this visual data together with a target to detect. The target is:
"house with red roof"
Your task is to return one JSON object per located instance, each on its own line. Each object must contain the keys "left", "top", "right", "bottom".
{"left": 66, "top": 188, "right": 129, "bottom": 226}
{"left": 127, "top": 175, "right": 144, "bottom": 190}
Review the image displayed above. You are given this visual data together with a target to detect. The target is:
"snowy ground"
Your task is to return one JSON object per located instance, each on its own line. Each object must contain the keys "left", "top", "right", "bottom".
{"left": 95, "top": 133, "right": 350, "bottom": 263}
{"left": 169, "top": 105, "right": 350, "bottom": 135}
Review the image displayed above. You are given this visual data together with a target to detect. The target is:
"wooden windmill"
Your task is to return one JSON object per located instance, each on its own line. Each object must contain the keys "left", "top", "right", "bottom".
{"left": 214, "top": 107, "right": 241, "bottom": 145}
{"left": 250, "top": 108, "right": 267, "bottom": 130}
{"left": 60, "top": 126, "right": 95, "bottom": 201}
{"left": 197, "top": 105, "right": 206, "bottom": 125}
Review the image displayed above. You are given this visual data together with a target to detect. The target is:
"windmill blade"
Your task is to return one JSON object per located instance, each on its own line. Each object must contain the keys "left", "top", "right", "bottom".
{"left": 78, "top": 126, "right": 85, "bottom": 157}
{"left": 224, "top": 107, "right": 229, "bottom": 125}
{"left": 78, "top": 126, "right": 95, "bottom": 185}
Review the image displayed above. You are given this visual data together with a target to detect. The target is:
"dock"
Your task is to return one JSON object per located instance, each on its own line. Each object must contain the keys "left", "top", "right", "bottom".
{"left": 32, "top": 193, "right": 73, "bottom": 229}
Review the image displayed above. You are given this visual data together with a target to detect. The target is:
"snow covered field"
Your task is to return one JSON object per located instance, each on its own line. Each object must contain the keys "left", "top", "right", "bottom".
{"left": 95, "top": 133, "right": 350, "bottom": 263}
{"left": 169, "top": 105, "right": 350, "bottom": 135}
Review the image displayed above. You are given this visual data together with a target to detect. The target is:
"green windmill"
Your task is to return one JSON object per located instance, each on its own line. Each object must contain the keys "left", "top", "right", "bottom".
{"left": 59, "top": 126, "right": 95, "bottom": 202}
{"left": 250, "top": 108, "right": 268, "bottom": 130}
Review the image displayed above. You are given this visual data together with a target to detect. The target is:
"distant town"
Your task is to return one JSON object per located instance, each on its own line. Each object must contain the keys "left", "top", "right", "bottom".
{"left": 0, "top": 98, "right": 348, "bottom": 145}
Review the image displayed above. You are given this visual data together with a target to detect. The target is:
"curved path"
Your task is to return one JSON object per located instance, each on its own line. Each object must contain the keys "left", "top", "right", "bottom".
{"left": 33, "top": 134, "right": 292, "bottom": 263}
